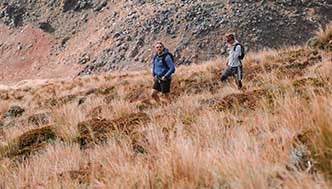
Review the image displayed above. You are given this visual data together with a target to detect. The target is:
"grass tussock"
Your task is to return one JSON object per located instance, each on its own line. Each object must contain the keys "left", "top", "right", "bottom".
{"left": 298, "top": 97, "right": 332, "bottom": 180}
{"left": 215, "top": 88, "right": 271, "bottom": 111}
{"left": 1, "top": 126, "right": 58, "bottom": 159}
{"left": 308, "top": 22, "right": 332, "bottom": 51}
{"left": 57, "top": 163, "right": 92, "bottom": 184}
{"left": 78, "top": 112, "right": 149, "bottom": 149}
{"left": 245, "top": 47, "right": 322, "bottom": 83}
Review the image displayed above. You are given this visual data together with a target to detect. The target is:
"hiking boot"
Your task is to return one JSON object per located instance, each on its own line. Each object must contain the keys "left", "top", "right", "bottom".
{"left": 237, "top": 80, "right": 243, "bottom": 89}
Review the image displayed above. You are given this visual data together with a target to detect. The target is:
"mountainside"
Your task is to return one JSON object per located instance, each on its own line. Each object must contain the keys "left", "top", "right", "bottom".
{"left": 0, "top": 0, "right": 331, "bottom": 83}
{"left": 0, "top": 23, "right": 331, "bottom": 188}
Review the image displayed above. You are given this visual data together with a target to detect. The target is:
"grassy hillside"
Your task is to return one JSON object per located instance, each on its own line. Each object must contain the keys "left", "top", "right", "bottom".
{"left": 0, "top": 24, "right": 331, "bottom": 188}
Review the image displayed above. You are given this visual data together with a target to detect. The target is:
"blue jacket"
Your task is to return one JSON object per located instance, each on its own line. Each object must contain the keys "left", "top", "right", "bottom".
{"left": 152, "top": 48, "right": 175, "bottom": 79}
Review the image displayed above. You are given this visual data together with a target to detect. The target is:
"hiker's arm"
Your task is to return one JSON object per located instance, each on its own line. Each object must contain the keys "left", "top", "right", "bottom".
{"left": 164, "top": 55, "right": 175, "bottom": 78}
{"left": 152, "top": 58, "right": 156, "bottom": 77}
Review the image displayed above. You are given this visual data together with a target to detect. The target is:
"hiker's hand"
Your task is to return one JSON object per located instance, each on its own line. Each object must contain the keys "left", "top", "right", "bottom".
{"left": 161, "top": 76, "right": 166, "bottom": 81}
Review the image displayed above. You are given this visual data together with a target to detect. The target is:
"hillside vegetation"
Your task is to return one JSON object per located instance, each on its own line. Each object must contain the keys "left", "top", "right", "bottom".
{"left": 0, "top": 0, "right": 331, "bottom": 83}
{"left": 0, "top": 24, "right": 331, "bottom": 188}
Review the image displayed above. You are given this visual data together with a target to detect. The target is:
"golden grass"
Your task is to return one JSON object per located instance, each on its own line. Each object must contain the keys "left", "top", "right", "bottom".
{"left": 0, "top": 86, "right": 331, "bottom": 188}
{"left": 0, "top": 101, "right": 10, "bottom": 116}
{"left": 0, "top": 126, "right": 58, "bottom": 160}
{"left": 301, "top": 96, "right": 332, "bottom": 180}
{"left": 0, "top": 26, "right": 331, "bottom": 188}
{"left": 308, "top": 22, "right": 332, "bottom": 51}
{"left": 51, "top": 103, "right": 86, "bottom": 143}
{"left": 315, "top": 22, "right": 332, "bottom": 46}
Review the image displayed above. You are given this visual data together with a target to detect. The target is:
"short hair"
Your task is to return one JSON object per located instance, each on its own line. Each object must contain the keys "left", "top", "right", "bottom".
{"left": 224, "top": 33, "right": 235, "bottom": 41}
{"left": 155, "top": 41, "right": 164, "bottom": 47}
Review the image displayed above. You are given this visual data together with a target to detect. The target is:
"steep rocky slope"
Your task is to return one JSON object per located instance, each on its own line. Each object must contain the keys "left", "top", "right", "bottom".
{"left": 0, "top": 0, "right": 331, "bottom": 83}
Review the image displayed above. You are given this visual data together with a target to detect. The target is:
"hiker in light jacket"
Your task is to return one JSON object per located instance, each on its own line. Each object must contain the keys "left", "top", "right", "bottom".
{"left": 220, "top": 33, "right": 244, "bottom": 89}
{"left": 151, "top": 41, "right": 175, "bottom": 104}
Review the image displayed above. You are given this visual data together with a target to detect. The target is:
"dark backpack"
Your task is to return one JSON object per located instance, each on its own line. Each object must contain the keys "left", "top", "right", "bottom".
{"left": 234, "top": 43, "right": 245, "bottom": 60}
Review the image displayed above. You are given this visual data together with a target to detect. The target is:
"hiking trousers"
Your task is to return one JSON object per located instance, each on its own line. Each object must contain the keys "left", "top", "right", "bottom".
{"left": 153, "top": 77, "right": 172, "bottom": 93}
{"left": 220, "top": 65, "right": 243, "bottom": 88}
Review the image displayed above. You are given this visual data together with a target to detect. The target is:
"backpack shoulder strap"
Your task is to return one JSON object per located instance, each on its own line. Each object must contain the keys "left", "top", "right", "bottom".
{"left": 162, "top": 52, "right": 171, "bottom": 67}
{"left": 233, "top": 43, "right": 244, "bottom": 62}
{"left": 233, "top": 43, "right": 241, "bottom": 51}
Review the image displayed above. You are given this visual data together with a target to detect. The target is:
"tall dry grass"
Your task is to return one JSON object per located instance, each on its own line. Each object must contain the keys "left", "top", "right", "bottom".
{"left": 0, "top": 81, "right": 328, "bottom": 187}
{"left": 315, "top": 22, "right": 332, "bottom": 46}
{"left": 308, "top": 22, "right": 332, "bottom": 51}
{"left": 1, "top": 96, "right": 330, "bottom": 188}
{"left": 1, "top": 79, "right": 332, "bottom": 188}
{"left": 0, "top": 25, "right": 331, "bottom": 188}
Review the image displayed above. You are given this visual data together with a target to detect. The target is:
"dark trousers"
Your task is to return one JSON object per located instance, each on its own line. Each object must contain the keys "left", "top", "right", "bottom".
{"left": 220, "top": 65, "right": 243, "bottom": 89}
{"left": 153, "top": 77, "right": 171, "bottom": 93}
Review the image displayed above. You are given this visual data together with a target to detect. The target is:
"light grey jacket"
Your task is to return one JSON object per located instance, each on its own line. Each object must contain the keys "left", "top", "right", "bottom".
{"left": 227, "top": 40, "right": 242, "bottom": 67}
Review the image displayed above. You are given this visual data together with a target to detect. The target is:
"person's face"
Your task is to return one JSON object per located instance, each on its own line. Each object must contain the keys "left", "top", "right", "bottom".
{"left": 224, "top": 37, "right": 234, "bottom": 45}
{"left": 155, "top": 44, "right": 164, "bottom": 54}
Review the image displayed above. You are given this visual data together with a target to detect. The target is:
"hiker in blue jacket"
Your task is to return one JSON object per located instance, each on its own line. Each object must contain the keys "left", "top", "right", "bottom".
{"left": 151, "top": 41, "right": 175, "bottom": 104}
